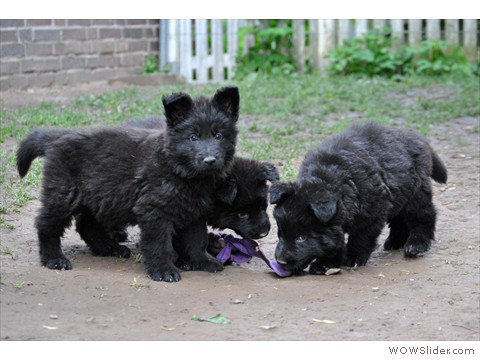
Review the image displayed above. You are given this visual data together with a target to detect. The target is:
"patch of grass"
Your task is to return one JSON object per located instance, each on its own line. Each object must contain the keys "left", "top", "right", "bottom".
{"left": 12, "top": 281, "right": 25, "bottom": 289}
{"left": 130, "top": 277, "right": 150, "bottom": 291}
{"left": 1, "top": 74, "right": 478, "bottom": 206}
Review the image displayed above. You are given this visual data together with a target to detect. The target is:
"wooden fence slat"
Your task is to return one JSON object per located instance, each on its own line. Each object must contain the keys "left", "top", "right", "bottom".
{"left": 211, "top": 20, "right": 224, "bottom": 82}
{"left": 195, "top": 20, "right": 208, "bottom": 83}
{"left": 445, "top": 19, "right": 460, "bottom": 50}
{"left": 463, "top": 19, "right": 478, "bottom": 62}
{"left": 179, "top": 19, "right": 192, "bottom": 82}
{"left": 338, "top": 19, "right": 351, "bottom": 45}
{"left": 373, "top": 19, "right": 386, "bottom": 29}
{"left": 391, "top": 19, "right": 404, "bottom": 48}
{"left": 227, "top": 19, "right": 239, "bottom": 79}
{"left": 356, "top": 19, "right": 369, "bottom": 36}
{"left": 293, "top": 20, "right": 306, "bottom": 74}
{"left": 167, "top": 20, "right": 180, "bottom": 73}
{"left": 319, "top": 19, "right": 336, "bottom": 58}
{"left": 408, "top": 19, "right": 422, "bottom": 47}
{"left": 426, "top": 19, "right": 441, "bottom": 41}
{"left": 309, "top": 19, "right": 321, "bottom": 71}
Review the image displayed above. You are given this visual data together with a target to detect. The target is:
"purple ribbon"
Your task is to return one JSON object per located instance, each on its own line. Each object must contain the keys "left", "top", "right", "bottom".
{"left": 208, "top": 233, "right": 292, "bottom": 277}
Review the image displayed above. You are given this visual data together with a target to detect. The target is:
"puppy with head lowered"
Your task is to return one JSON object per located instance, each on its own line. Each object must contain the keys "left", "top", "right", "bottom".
{"left": 269, "top": 122, "right": 447, "bottom": 275}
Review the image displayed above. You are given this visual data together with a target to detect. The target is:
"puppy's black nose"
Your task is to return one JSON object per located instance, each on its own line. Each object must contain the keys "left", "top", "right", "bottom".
{"left": 203, "top": 156, "right": 216, "bottom": 165}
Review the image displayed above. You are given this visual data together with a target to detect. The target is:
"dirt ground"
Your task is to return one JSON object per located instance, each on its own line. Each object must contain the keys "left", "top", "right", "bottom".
{"left": 0, "top": 82, "right": 479, "bottom": 342}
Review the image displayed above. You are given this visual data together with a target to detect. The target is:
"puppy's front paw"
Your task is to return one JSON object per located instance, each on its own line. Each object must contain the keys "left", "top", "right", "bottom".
{"left": 176, "top": 256, "right": 224, "bottom": 273}
{"left": 309, "top": 261, "right": 327, "bottom": 275}
{"left": 344, "top": 254, "right": 369, "bottom": 268}
{"left": 148, "top": 266, "right": 182, "bottom": 282}
{"left": 41, "top": 256, "right": 73, "bottom": 270}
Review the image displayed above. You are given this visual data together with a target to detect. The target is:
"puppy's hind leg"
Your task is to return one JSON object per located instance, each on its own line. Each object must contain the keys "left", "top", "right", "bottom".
{"left": 403, "top": 189, "right": 436, "bottom": 257}
{"left": 174, "top": 220, "right": 224, "bottom": 273}
{"left": 76, "top": 209, "right": 131, "bottom": 258}
{"left": 35, "top": 206, "right": 74, "bottom": 270}
{"left": 384, "top": 214, "right": 409, "bottom": 251}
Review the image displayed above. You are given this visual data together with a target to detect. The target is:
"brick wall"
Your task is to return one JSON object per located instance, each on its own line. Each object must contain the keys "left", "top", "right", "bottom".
{"left": 0, "top": 19, "right": 159, "bottom": 90}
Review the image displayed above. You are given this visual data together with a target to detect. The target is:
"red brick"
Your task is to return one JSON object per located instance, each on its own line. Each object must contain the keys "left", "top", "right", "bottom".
{"left": 0, "top": 74, "right": 29, "bottom": 90}
{"left": 99, "top": 28, "right": 122, "bottom": 39}
{"left": 18, "top": 29, "right": 32, "bottom": 42}
{"left": 92, "top": 20, "right": 115, "bottom": 26}
{"left": 124, "top": 28, "right": 143, "bottom": 39}
{"left": 127, "top": 19, "right": 147, "bottom": 25}
{"left": 54, "top": 19, "right": 67, "bottom": 26}
{"left": 62, "top": 56, "right": 86, "bottom": 70}
{"left": 54, "top": 43, "right": 67, "bottom": 55}
{"left": 34, "top": 29, "right": 61, "bottom": 42}
{"left": 121, "top": 53, "right": 144, "bottom": 66}
{"left": 86, "top": 28, "right": 98, "bottom": 40}
{"left": 0, "top": 60, "right": 20, "bottom": 75}
{"left": 0, "top": 19, "right": 25, "bottom": 28}
{"left": 0, "top": 30, "right": 18, "bottom": 43}
{"left": 22, "top": 58, "right": 61, "bottom": 72}
{"left": 91, "top": 41, "right": 115, "bottom": 55}
{"left": 67, "top": 19, "right": 91, "bottom": 26}
{"left": 0, "top": 43, "right": 24, "bottom": 57}
{"left": 86, "top": 56, "right": 120, "bottom": 68}
{"left": 26, "top": 19, "right": 52, "bottom": 26}
{"left": 25, "top": 43, "right": 54, "bottom": 56}
{"left": 62, "top": 28, "right": 87, "bottom": 40}
{"left": 127, "top": 40, "right": 148, "bottom": 52}
{"left": 66, "top": 42, "right": 91, "bottom": 54}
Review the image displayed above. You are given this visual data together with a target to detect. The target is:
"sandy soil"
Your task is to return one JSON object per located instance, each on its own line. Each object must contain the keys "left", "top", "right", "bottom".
{"left": 0, "top": 83, "right": 479, "bottom": 342}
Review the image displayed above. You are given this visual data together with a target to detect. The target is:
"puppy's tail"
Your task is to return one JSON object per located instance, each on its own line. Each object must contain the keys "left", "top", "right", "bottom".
{"left": 431, "top": 150, "right": 448, "bottom": 184}
{"left": 16, "top": 128, "right": 69, "bottom": 178}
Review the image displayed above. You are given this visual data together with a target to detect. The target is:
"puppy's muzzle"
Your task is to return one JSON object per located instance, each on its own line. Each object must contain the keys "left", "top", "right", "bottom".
{"left": 203, "top": 156, "right": 216, "bottom": 165}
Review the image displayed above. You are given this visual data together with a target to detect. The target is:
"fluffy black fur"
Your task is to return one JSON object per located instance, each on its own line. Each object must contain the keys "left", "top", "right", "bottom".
{"left": 269, "top": 122, "right": 447, "bottom": 275}
{"left": 119, "top": 115, "right": 280, "bottom": 239}
{"left": 17, "top": 86, "right": 240, "bottom": 282}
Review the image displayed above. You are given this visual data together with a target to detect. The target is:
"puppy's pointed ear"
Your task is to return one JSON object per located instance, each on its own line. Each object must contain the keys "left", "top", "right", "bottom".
{"left": 216, "top": 179, "right": 238, "bottom": 205}
{"left": 269, "top": 182, "right": 294, "bottom": 205}
{"left": 212, "top": 86, "right": 240, "bottom": 122}
{"left": 163, "top": 92, "right": 194, "bottom": 128}
{"left": 257, "top": 162, "right": 280, "bottom": 183}
{"left": 310, "top": 198, "right": 337, "bottom": 224}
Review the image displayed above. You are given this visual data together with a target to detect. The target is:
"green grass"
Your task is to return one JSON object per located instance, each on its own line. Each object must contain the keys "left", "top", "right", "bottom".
{"left": 1, "top": 74, "right": 479, "bottom": 213}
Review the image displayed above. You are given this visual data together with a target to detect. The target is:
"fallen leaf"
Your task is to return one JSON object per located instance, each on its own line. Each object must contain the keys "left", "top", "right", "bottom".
{"left": 192, "top": 313, "right": 230, "bottom": 324}
{"left": 42, "top": 325, "right": 58, "bottom": 330}
{"left": 325, "top": 268, "right": 341, "bottom": 276}
{"left": 312, "top": 319, "right": 336, "bottom": 324}
{"left": 260, "top": 325, "right": 277, "bottom": 330}
{"left": 161, "top": 326, "right": 175, "bottom": 331}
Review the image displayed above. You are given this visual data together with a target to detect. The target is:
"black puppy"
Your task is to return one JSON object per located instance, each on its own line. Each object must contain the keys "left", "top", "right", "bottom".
{"left": 120, "top": 115, "right": 279, "bottom": 239}
{"left": 269, "top": 122, "right": 447, "bottom": 275}
{"left": 17, "top": 87, "right": 240, "bottom": 282}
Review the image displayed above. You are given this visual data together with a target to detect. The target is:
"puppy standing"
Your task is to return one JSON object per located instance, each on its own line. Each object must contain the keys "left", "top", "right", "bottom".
{"left": 120, "top": 115, "right": 280, "bottom": 239}
{"left": 270, "top": 122, "right": 447, "bottom": 275}
{"left": 17, "top": 87, "right": 240, "bottom": 282}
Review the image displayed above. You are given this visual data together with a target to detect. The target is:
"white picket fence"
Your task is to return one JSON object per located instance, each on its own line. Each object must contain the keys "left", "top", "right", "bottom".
{"left": 161, "top": 19, "right": 479, "bottom": 83}
{"left": 161, "top": 19, "right": 239, "bottom": 83}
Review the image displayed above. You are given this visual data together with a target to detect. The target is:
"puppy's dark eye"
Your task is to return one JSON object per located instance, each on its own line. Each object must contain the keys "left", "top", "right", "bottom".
{"left": 295, "top": 235, "right": 306, "bottom": 243}
{"left": 190, "top": 134, "right": 199, "bottom": 141}
{"left": 237, "top": 213, "right": 248, "bottom": 219}
{"left": 214, "top": 133, "right": 223, "bottom": 140}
